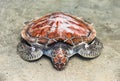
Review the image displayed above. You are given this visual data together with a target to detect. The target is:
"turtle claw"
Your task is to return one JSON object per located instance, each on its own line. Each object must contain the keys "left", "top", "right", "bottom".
{"left": 17, "top": 41, "right": 43, "bottom": 61}
{"left": 76, "top": 37, "right": 103, "bottom": 58}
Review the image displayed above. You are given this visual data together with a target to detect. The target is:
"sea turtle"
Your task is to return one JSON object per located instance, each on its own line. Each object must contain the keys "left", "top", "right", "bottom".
{"left": 17, "top": 12, "right": 103, "bottom": 70}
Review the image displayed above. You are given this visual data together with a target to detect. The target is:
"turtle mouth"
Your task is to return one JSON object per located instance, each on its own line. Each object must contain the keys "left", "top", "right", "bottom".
{"left": 54, "top": 62, "right": 66, "bottom": 70}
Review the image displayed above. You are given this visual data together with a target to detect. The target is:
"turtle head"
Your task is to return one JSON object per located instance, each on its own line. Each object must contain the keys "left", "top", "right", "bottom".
{"left": 52, "top": 47, "right": 69, "bottom": 70}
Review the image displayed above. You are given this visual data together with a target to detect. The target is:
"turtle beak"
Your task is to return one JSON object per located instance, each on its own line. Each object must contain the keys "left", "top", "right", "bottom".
{"left": 54, "top": 63, "right": 65, "bottom": 71}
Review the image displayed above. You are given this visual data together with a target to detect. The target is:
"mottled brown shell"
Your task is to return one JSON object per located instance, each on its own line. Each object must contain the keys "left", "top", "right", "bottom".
{"left": 21, "top": 12, "right": 96, "bottom": 45}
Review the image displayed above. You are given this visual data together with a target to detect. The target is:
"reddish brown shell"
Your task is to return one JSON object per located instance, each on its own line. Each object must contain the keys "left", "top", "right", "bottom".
{"left": 21, "top": 12, "right": 96, "bottom": 45}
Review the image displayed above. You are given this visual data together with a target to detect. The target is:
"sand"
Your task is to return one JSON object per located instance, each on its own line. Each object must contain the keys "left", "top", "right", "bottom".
{"left": 0, "top": 0, "right": 120, "bottom": 81}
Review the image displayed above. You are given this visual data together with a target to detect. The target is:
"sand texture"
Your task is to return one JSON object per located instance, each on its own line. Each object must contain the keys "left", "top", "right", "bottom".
{"left": 0, "top": 0, "right": 120, "bottom": 81}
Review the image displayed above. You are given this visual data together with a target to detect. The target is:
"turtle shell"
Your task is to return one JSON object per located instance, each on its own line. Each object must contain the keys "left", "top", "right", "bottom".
{"left": 21, "top": 12, "right": 96, "bottom": 45}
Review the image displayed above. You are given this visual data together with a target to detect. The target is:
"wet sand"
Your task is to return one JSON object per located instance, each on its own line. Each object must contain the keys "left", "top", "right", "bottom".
{"left": 0, "top": 0, "right": 120, "bottom": 81}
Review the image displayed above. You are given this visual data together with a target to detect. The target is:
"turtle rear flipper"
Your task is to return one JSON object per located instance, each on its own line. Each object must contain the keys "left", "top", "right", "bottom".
{"left": 74, "top": 37, "right": 103, "bottom": 58}
{"left": 17, "top": 39, "right": 43, "bottom": 61}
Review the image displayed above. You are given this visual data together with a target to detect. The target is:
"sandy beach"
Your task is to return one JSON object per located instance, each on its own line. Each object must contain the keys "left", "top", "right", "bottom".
{"left": 0, "top": 0, "right": 120, "bottom": 81}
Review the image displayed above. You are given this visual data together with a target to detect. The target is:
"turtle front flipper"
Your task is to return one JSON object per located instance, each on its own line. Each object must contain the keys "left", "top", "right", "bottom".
{"left": 17, "top": 39, "right": 43, "bottom": 61}
{"left": 74, "top": 37, "right": 103, "bottom": 58}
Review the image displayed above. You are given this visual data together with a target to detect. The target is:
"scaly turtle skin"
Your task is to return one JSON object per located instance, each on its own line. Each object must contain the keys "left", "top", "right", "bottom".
{"left": 17, "top": 12, "right": 103, "bottom": 70}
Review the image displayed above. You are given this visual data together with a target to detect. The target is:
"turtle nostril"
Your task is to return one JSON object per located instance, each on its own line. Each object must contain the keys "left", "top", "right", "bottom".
{"left": 60, "top": 63, "right": 64, "bottom": 67}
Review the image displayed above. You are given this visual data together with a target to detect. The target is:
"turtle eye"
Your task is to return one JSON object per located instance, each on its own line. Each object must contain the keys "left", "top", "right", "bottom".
{"left": 64, "top": 50, "right": 69, "bottom": 57}
{"left": 52, "top": 53, "right": 56, "bottom": 57}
